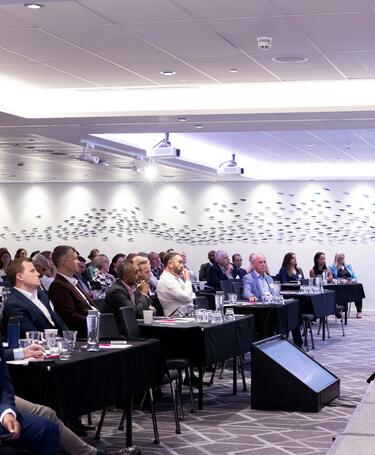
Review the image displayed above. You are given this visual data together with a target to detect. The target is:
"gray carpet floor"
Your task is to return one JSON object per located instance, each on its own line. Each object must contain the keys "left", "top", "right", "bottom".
{"left": 86, "top": 312, "right": 375, "bottom": 454}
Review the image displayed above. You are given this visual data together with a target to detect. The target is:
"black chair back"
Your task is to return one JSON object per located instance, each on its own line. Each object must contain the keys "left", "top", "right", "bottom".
{"left": 99, "top": 313, "right": 121, "bottom": 339}
{"left": 219, "top": 280, "right": 233, "bottom": 299}
{"left": 92, "top": 298, "right": 105, "bottom": 312}
{"left": 119, "top": 306, "right": 141, "bottom": 338}
{"left": 193, "top": 296, "right": 210, "bottom": 310}
{"left": 231, "top": 281, "right": 243, "bottom": 299}
{"left": 198, "top": 292, "right": 216, "bottom": 310}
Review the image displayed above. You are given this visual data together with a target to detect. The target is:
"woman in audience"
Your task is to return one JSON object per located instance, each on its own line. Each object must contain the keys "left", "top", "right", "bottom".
{"left": 91, "top": 254, "right": 115, "bottom": 292}
{"left": 109, "top": 253, "right": 126, "bottom": 278}
{"left": 85, "top": 248, "right": 99, "bottom": 281}
{"left": 330, "top": 252, "right": 362, "bottom": 318}
{"left": 309, "top": 252, "right": 333, "bottom": 282}
{"left": 0, "top": 247, "right": 11, "bottom": 277}
{"left": 330, "top": 252, "right": 357, "bottom": 281}
{"left": 14, "top": 248, "right": 27, "bottom": 259}
{"left": 278, "top": 252, "right": 304, "bottom": 283}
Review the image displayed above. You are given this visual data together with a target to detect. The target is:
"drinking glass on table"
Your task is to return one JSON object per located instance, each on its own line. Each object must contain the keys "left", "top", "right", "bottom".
{"left": 224, "top": 308, "right": 235, "bottom": 321}
{"left": 56, "top": 338, "right": 72, "bottom": 360}
{"left": 63, "top": 330, "right": 77, "bottom": 348}
{"left": 43, "top": 329, "right": 58, "bottom": 349}
{"left": 227, "top": 293, "right": 237, "bottom": 304}
{"left": 211, "top": 311, "right": 223, "bottom": 324}
{"left": 18, "top": 338, "right": 30, "bottom": 348}
{"left": 26, "top": 331, "right": 41, "bottom": 344}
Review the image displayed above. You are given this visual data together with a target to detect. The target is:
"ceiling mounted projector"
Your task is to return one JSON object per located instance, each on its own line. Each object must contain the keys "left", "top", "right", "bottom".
{"left": 217, "top": 154, "right": 244, "bottom": 176}
{"left": 147, "top": 133, "right": 181, "bottom": 159}
{"left": 79, "top": 142, "right": 100, "bottom": 164}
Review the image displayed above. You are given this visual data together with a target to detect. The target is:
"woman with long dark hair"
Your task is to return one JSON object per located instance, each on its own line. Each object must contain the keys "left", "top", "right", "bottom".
{"left": 278, "top": 252, "right": 304, "bottom": 283}
{"left": 309, "top": 252, "right": 333, "bottom": 282}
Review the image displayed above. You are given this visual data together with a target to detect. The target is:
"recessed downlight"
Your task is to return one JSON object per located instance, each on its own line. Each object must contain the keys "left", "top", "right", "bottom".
{"left": 177, "top": 117, "right": 188, "bottom": 122}
{"left": 195, "top": 124, "right": 204, "bottom": 129}
{"left": 272, "top": 55, "right": 308, "bottom": 64}
{"left": 24, "top": 3, "right": 43, "bottom": 9}
{"left": 305, "top": 143, "right": 316, "bottom": 147}
{"left": 160, "top": 70, "right": 176, "bottom": 76}
{"left": 229, "top": 68, "right": 239, "bottom": 73}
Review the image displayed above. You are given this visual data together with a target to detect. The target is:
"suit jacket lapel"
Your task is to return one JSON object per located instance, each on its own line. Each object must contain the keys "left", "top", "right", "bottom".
{"left": 57, "top": 274, "right": 91, "bottom": 306}
{"left": 13, "top": 289, "right": 53, "bottom": 326}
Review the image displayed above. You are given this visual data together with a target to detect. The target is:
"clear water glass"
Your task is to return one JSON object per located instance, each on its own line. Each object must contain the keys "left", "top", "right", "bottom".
{"left": 63, "top": 330, "right": 78, "bottom": 348}
{"left": 225, "top": 308, "right": 235, "bottom": 321}
{"left": 212, "top": 311, "right": 223, "bottom": 324}
{"left": 18, "top": 338, "right": 30, "bottom": 348}
{"left": 26, "top": 331, "right": 41, "bottom": 344}
{"left": 227, "top": 293, "right": 237, "bottom": 304}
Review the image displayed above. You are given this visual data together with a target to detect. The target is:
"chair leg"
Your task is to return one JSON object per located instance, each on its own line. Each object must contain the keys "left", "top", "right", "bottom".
{"left": 87, "top": 413, "right": 92, "bottom": 426}
{"left": 176, "top": 375, "right": 185, "bottom": 421}
{"left": 148, "top": 388, "right": 160, "bottom": 444}
{"left": 317, "top": 320, "right": 321, "bottom": 336}
{"left": 239, "top": 356, "right": 247, "bottom": 392}
{"left": 94, "top": 408, "right": 106, "bottom": 440}
{"left": 219, "top": 360, "right": 227, "bottom": 379}
{"left": 209, "top": 363, "right": 218, "bottom": 384}
{"left": 340, "top": 311, "right": 345, "bottom": 336}
{"left": 309, "top": 322, "right": 315, "bottom": 349}
{"left": 303, "top": 321, "right": 309, "bottom": 351}
{"left": 185, "top": 367, "right": 196, "bottom": 412}
{"left": 118, "top": 408, "right": 126, "bottom": 431}
{"left": 326, "top": 316, "right": 330, "bottom": 338}
{"left": 169, "top": 380, "right": 181, "bottom": 434}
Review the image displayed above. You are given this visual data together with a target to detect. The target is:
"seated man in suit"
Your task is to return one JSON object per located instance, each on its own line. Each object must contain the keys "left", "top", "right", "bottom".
{"left": 198, "top": 250, "right": 216, "bottom": 281}
{"left": 3, "top": 258, "right": 68, "bottom": 337}
{"left": 0, "top": 338, "right": 60, "bottom": 454}
{"left": 157, "top": 252, "right": 195, "bottom": 317}
{"left": 242, "top": 254, "right": 274, "bottom": 301}
{"left": 232, "top": 253, "right": 247, "bottom": 280}
{"left": 206, "top": 250, "right": 233, "bottom": 290}
{"left": 4, "top": 343, "right": 135, "bottom": 455}
{"left": 49, "top": 245, "right": 95, "bottom": 337}
{"left": 243, "top": 254, "right": 302, "bottom": 346}
{"left": 103, "top": 260, "right": 152, "bottom": 333}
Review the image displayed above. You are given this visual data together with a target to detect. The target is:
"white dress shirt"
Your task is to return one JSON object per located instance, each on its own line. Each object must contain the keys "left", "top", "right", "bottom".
{"left": 14, "top": 287, "right": 55, "bottom": 326}
{"left": 156, "top": 271, "right": 195, "bottom": 317}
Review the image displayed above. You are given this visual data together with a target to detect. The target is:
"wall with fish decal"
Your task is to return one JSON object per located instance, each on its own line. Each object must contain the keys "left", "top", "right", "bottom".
{"left": 0, "top": 181, "right": 373, "bottom": 307}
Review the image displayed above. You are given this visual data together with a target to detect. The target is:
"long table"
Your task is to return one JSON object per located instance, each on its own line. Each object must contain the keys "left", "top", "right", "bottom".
{"left": 225, "top": 299, "right": 300, "bottom": 340}
{"left": 8, "top": 339, "right": 164, "bottom": 446}
{"left": 323, "top": 283, "right": 365, "bottom": 324}
{"left": 139, "top": 315, "right": 255, "bottom": 409}
{"left": 282, "top": 290, "right": 336, "bottom": 340}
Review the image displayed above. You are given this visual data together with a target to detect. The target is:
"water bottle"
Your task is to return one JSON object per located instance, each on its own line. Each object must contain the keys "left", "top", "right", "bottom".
{"left": 7, "top": 316, "right": 21, "bottom": 349}
{"left": 215, "top": 291, "right": 224, "bottom": 316}
{"left": 86, "top": 309, "right": 100, "bottom": 351}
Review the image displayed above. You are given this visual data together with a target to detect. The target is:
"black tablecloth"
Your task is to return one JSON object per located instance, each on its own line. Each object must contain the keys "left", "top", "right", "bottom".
{"left": 323, "top": 283, "right": 365, "bottom": 310}
{"left": 139, "top": 316, "right": 255, "bottom": 367}
{"left": 226, "top": 299, "right": 300, "bottom": 339}
{"left": 8, "top": 339, "right": 164, "bottom": 420}
{"left": 283, "top": 291, "right": 336, "bottom": 318}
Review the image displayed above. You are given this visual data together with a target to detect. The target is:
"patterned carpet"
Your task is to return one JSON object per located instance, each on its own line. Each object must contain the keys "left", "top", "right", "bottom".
{"left": 87, "top": 313, "right": 375, "bottom": 455}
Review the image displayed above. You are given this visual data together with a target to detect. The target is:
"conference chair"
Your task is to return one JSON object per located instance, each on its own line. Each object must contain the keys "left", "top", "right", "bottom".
{"left": 219, "top": 280, "right": 233, "bottom": 299}
{"left": 119, "top": 307, "right": 196, "bottom": 438}
{"left": 231, "top": 281, "right": 243, "bottom": 300}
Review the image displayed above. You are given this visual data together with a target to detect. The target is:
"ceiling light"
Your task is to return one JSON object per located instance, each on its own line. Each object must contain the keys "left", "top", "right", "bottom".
{"left": 229, "top": 69, "right": 239, "bottom": 73}
{"left": 160, "top": 70, "right": 176, "bottom": 76}
{"left": 143, "top": 162, "right": 158, "bottom": 180}
{"left": 305, "top": 143, "right": 316, "bottom": 147}
{"left": 272, "top": 56, "right": 308, "bottom": 63}
{"left": 177, "top": 117, "right": 188, "bottom": 122}
{"left": 195, "top": 124, "right": 204, "bottom": 129}
{"left": 103, "top": 162, "right": 110, "bottom": 166}
{"left": 24, "top": 3, "right": 43, "bottom": 9}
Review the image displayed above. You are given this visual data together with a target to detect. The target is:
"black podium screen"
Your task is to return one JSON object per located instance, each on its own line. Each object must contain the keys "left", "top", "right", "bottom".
{"left": 258, "top": 338, "right": 336, "bottom": 392}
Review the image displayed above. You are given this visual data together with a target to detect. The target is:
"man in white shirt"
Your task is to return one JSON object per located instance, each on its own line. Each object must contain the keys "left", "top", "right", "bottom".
{"left": 157, "top": 252, "right": 195, "bottom": 317}
{"left": 242, "top": 254, "right": 274, "bottom": 302}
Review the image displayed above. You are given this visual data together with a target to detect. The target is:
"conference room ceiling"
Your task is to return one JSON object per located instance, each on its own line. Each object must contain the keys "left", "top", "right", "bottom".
{"left": 1, "top": 0, "right": 375, "bottom": 181}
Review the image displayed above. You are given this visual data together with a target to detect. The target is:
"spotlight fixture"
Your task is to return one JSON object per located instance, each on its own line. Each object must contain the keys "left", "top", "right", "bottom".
{"left": 217, "top": 153, "right": 244, "bottom": 176}
{"left": 143, "top": 163, "right": 159, "bottom": 180}
{"left": 160, "top": 70, "right": 176, "bottom": 76}
{"left": 24, "top": 3, "right": 43, "bottom": 9}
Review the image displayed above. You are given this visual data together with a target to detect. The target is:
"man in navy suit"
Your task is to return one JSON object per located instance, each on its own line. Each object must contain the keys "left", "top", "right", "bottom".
{"left": 0, "top": 338, "right": 60, "bottom": 453}
{"left": 206, "top": 250, "right": 234, "bottom": 290}
{"left": 3, "top": 258, "right": 68, "bottom": 337}
{"left": 242, "top": 254, "right": 274, "bottom": 301}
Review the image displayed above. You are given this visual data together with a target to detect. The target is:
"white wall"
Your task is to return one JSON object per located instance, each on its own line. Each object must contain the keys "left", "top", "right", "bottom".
{"left": 0, "top": 180, "right": 373, "bottom": 308}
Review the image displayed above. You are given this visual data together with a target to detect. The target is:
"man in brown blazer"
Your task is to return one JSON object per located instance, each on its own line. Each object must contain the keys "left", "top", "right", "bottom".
{"left": 49, "top": 245, "right": 94, "bottom": 337}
